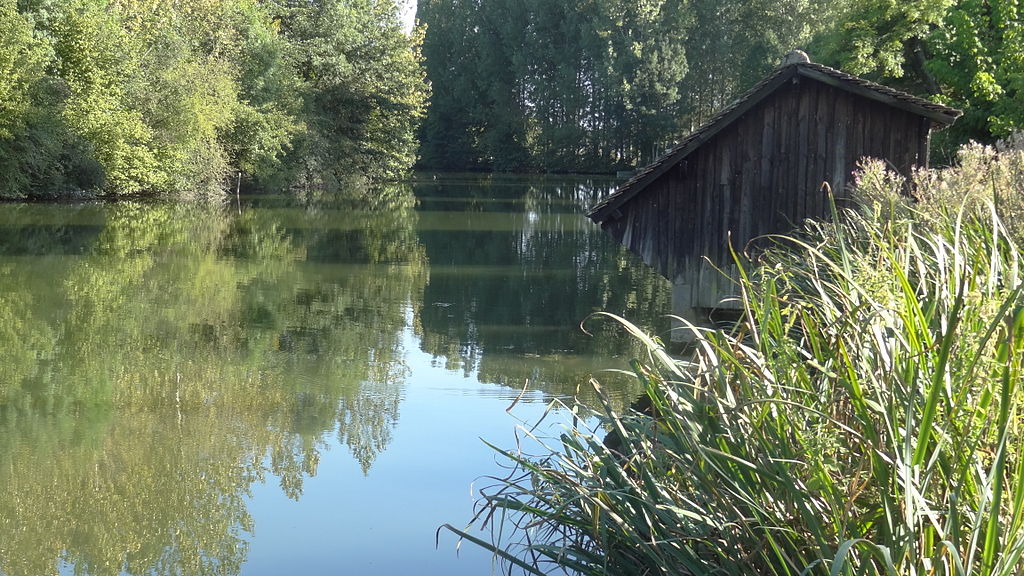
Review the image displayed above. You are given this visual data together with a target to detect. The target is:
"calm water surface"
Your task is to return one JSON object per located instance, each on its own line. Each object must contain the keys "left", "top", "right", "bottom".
{"left": 0, "top": 175, "right": 670, "bottom": 575}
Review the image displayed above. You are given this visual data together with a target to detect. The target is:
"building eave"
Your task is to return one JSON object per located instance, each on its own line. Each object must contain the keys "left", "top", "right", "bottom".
{"left": 587, "top": 61, "right": 962, "bottom": 226}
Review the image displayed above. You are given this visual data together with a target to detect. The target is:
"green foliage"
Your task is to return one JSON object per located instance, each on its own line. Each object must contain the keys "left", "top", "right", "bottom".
{"left": 812, "top": 0, "right": 952, "bottom": 79}
{"left": 0, "top": 0, "right": 47, "bottom": 140}
{"left": 416, "top": 0, "right": 829, "bottom": 173}
{"left": 0, "top": 0, "right": 427, "bottom": 199}
{"left": 685, "top": 0, "right": 837, "bottom": 123}
{"left": 50, "top": 0, "right": 163, "bottom": 194}
{"left": 928, "top": 0, "right": 1024, "bottom": 153}
{"left": 227, "top": 2, "right": 306, "bottom": 189}
{"left": 812, "top": 0, "right": 1024, "bottom": 157}
{"left": 419, "top": 0, "right": 1021, "bottom": 172}
{"left": 0, "top": 0, "right": 106, "bottom": 199}
{"left": 417, "top": 0, "right": 694, "bottom": 172}
{"left": 265, "top": 0, "right": 428, "bottom": 187}
{"left": 415, "top": 0, "right": 487, "bottom": 170}
{"left": 450, "top": 143, "right": 1024, "bottom": 575}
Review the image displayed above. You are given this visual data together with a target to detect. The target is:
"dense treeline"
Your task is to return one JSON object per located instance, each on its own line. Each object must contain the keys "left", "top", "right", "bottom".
{"left": 0, "top": 0, "right": 427, "bottom": 199}
{"left": 416, "top": 0, "right": 1024, "bottom": 173}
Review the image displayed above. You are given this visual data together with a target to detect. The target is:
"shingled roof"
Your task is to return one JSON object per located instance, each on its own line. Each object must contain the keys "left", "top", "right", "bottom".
{"left": 589, "top": 59, "right": 962, "bottom": 224}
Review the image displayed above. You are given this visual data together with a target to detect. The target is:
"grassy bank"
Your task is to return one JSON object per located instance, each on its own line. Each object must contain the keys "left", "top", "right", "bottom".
{"left": 446, "top": 139, "right": 1024, "bottom": 575}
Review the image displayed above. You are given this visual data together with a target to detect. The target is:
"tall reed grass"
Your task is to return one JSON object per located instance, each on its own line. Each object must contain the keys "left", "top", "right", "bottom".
{"left": 444, "top": 142, "right": 1024, "bottom": 575}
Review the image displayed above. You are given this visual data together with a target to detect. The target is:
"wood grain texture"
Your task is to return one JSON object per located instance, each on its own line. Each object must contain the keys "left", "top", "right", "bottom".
{"left": 596, "top": 75, "right": 941, "bottom": 311}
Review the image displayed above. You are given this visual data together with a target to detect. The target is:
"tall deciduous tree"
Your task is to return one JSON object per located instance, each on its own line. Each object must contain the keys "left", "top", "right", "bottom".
{"left": 416, "top": 0, "right": 487, "bottom": 170}
{"left": 812, "top": 0, "right": 1024, "bottom": 156}
{"left": 0, "top": 0, "right": 428, "bottom": 199}
{"left": 928, "top": 0, "right": 1024, "bottom": 151}
{"left": 416, "top": 0, "right": 825, "bottom": 173}
{"left": 0, "top": 0, "right": 46, "bottom": 140}
{"left": 269, "top": 0, "right": 428, "bottom": 187}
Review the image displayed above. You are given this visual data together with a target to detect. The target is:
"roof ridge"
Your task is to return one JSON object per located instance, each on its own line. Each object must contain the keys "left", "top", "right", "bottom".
{"left": 796, "top": 61, "right": 960, "bottom": 117}
{"left": 589, "top": 60, "right": 961, "bottom": 222}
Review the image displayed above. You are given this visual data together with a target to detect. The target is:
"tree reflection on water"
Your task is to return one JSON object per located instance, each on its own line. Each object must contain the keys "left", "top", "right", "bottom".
{"left": 0, "top": 177, "right": 670, "bottom": 575}
{"left": 0, "top": 195, "right": 426, "bottom": 575}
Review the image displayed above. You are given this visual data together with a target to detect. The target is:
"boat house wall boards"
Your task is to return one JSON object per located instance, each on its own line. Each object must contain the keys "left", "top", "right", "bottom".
{"left": 588, "top": 52, "right": 961, "bottom": 329}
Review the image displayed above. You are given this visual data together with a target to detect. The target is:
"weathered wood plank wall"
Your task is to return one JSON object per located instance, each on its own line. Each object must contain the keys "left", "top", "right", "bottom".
{"left": 602, "top": 78, "right": 931, "bottom": 310}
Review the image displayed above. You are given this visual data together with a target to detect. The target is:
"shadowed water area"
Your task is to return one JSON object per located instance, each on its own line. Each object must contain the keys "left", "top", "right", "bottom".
{"left": 0, "top": 175, "right": 671, "bottom": 575}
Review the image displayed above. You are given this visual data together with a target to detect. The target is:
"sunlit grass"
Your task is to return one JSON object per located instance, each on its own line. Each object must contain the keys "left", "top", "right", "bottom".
{"left": 445, "top": 143, "right": 1024, "bottom": 575}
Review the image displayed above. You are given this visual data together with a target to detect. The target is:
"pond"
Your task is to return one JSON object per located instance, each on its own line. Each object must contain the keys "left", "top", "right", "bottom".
{"left": 0, "top": 175, "right": 671, "bottom": 576}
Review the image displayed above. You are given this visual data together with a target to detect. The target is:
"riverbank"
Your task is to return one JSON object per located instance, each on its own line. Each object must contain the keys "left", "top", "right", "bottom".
{"left": 451, "top": 139, "right": 1024, "bottom": 575}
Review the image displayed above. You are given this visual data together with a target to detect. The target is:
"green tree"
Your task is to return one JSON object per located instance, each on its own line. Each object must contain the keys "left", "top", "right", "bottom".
{"left": 1, "top": 0, "right": 426, "bottom": 198}
{"left": 608, "top": 0, "right": 691, "bottom": 163}
{"left": 474, "top": 0, "right": 532, "bottom": 171}
{"left": 416, "top": 0, "right": 488, "bottom": 170}
{"left": 416, "top": 0, "right": 828, "bottom": 172}
{"left": 226, "top": 1, "right": 306, "bottom": 190}
{"left": 48, "top": 0, "right": 163, "bottom": 194}
{"left": 271, "top": 0, "right": 428, "bottom": 186}
{"left": 0, "top": 0, "right": 46, "bottom": 140}
{"left": 812, "top": 0, "right": 1024, "bottom": 155}
{"left": 929, "top": 0, "right": 1024, "bottom": 151}
{"left": 0, "top": 0, "right": 106, "bottom": 198}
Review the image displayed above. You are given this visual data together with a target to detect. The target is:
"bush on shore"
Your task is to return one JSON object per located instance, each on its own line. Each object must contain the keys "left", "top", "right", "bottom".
{"left": 446, "top": 139, "right": 1024, "bottom": 576}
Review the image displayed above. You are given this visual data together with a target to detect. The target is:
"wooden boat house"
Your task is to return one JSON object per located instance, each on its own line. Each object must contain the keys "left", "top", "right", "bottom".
{"left": 588, "top": 51, "right": 961, "bottom": 324}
